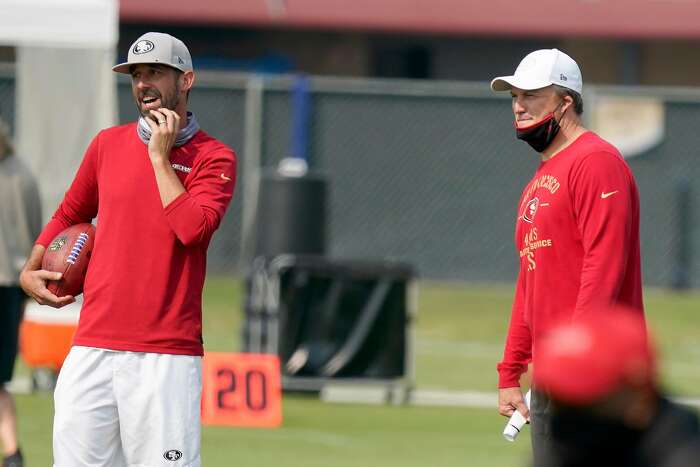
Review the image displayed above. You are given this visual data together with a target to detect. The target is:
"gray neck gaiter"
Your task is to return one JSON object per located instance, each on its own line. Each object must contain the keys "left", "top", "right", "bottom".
{"left": 136, "top": 111, "right": 200, "bottom": 147}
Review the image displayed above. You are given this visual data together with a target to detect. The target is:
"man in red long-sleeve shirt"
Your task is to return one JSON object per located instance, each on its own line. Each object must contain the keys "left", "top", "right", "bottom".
{"left": 490, "top": 49, "right": 643, "bottom": 464}
{"left": 19, "top": 32, "right": 236, "bottom": 467}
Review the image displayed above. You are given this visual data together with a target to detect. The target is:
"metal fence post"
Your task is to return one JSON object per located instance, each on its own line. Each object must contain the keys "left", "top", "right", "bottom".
{"left": 672, "top": 177, "right": 692, "bottom": 290}
{"left": 240, "top": 75, "right": 265, "bottom": 269}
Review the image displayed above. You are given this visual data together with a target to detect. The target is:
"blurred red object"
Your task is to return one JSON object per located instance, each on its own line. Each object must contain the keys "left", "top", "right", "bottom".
{"left": 533, "top": 306, "right": 655, "bottom": 405}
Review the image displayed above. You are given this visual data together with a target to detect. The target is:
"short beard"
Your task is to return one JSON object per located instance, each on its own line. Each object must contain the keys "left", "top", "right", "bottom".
{"left": 135, "top": 81, "right": 182, "bottom": 119}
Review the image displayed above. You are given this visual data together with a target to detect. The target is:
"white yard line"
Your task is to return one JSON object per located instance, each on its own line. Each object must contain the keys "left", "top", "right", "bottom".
{"left": 13, "top": 372, "right": 700, "bottom": 411}
{"left": 322, "top": 386, "right": 700, "bottom": 410}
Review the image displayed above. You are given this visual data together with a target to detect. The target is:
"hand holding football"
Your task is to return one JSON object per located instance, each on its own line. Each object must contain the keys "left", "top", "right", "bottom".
{"left": 41, "top": 223, "right": 96, "bottom": 297}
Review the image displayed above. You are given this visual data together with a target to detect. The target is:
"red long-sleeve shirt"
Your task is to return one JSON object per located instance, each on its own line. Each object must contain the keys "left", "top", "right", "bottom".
{"left": 497, "top": 131, "right": 643, "bottom": 388}
{"left": 36, "top": 124, "right": 236, "bottom": 356}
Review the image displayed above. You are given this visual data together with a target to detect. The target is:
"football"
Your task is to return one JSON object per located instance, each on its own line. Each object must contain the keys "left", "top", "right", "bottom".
{"left": 42, "top": 223, "right": 96, "bottom": 297}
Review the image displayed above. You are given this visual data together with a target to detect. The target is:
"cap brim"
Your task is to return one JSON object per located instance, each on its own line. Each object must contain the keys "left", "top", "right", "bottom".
{"left": 112, "top": 60, "right": 190, "bottom": 74}
{"left": 112, "top": 62, "right": 131, "bottom": 74}
{"left": 490, "top": 75, "right": 554, "bottom": 92}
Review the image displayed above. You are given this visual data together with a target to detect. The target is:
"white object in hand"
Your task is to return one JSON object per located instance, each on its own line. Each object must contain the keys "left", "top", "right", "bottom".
{"left": 503, "top": 389, "right": 531, "bottom": 442}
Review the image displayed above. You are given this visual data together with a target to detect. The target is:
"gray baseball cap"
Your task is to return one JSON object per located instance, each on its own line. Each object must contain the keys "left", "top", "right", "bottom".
{"left": 113, "top": 32, "right": 193, "bottom": 74}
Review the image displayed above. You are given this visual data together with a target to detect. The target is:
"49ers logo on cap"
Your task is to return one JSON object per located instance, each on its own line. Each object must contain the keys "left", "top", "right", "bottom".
{"left": 133, "top": 40, "right": 154, "bottom": 55}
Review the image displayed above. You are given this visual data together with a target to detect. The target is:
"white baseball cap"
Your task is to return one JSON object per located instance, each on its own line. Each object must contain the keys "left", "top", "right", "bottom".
{"left": 491, "top": 49, "right": 582, "bottom": 95}
{"left": 113, "top": 32, "right": 193, "bottom": 74}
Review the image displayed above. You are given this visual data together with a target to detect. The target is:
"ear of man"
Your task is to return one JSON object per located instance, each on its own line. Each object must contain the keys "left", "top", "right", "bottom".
{"left": 560, "top": 94, "right": 574, "bottom": 116}
{"left": 180, "top": 71, "right": 195, "bottom": 92}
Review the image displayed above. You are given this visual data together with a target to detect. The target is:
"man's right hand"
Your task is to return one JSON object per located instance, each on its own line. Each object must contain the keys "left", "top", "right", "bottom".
{"left": 19, "top": 244, "right": 75, "bottom": 308}
{"left": 498, "top": 387, "right": 530, "bottom": 421}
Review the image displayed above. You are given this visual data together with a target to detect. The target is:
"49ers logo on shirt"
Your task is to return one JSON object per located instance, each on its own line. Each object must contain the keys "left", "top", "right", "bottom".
{"left": 522, "top": 197, "right": 539, "bottom": 224}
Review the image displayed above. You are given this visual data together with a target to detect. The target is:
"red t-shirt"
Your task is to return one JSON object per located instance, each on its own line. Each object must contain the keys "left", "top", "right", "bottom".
{"left": 497, "top": 132, "right": 643, "bottom": 388}
{"left": 36, "top": 124, "right": 237, "bottom": 356}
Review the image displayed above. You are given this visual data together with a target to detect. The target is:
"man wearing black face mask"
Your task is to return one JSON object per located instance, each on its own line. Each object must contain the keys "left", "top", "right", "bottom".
{"left": 489, "top": 49, "right": 644, "bottom": 465}
{"left": 533, "top": 308, "right": 700, "bottom": 467}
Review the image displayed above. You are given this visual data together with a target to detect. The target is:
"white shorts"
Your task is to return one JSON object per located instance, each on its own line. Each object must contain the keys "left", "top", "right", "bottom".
{"left": 53, "top": 346, "right": 202, "bottom": 467}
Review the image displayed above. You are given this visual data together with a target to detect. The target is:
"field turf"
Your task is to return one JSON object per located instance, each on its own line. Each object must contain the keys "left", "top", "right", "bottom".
{"left": 14, "top": 277, "right": 700, "bottom": 466}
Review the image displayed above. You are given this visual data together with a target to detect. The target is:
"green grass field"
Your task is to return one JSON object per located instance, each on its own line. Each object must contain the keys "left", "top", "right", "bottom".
{"left": 14, "top": 277, "right": 700, "bottom": 466}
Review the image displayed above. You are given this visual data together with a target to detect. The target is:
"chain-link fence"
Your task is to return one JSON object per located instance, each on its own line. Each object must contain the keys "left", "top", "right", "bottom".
{"left": 3, "top": 65, "right": 700, "bottom": 287}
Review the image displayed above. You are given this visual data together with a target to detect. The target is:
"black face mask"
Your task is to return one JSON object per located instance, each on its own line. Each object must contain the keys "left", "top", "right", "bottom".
{"left": 515, "top": 111, "right": 561, "bottom": 153}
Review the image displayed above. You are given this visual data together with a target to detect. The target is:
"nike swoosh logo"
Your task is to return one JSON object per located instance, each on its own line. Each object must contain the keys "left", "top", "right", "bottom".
{"left": 601, "top": 191, "right": 618, "bottom": 199}
{"left": 220, "top": 173, "right": 232, "bottom": 181}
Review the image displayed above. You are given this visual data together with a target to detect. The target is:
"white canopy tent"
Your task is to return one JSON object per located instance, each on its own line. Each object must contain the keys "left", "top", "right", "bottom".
{"left": 0, "top": 0, "right": 118, "bottom": 219}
